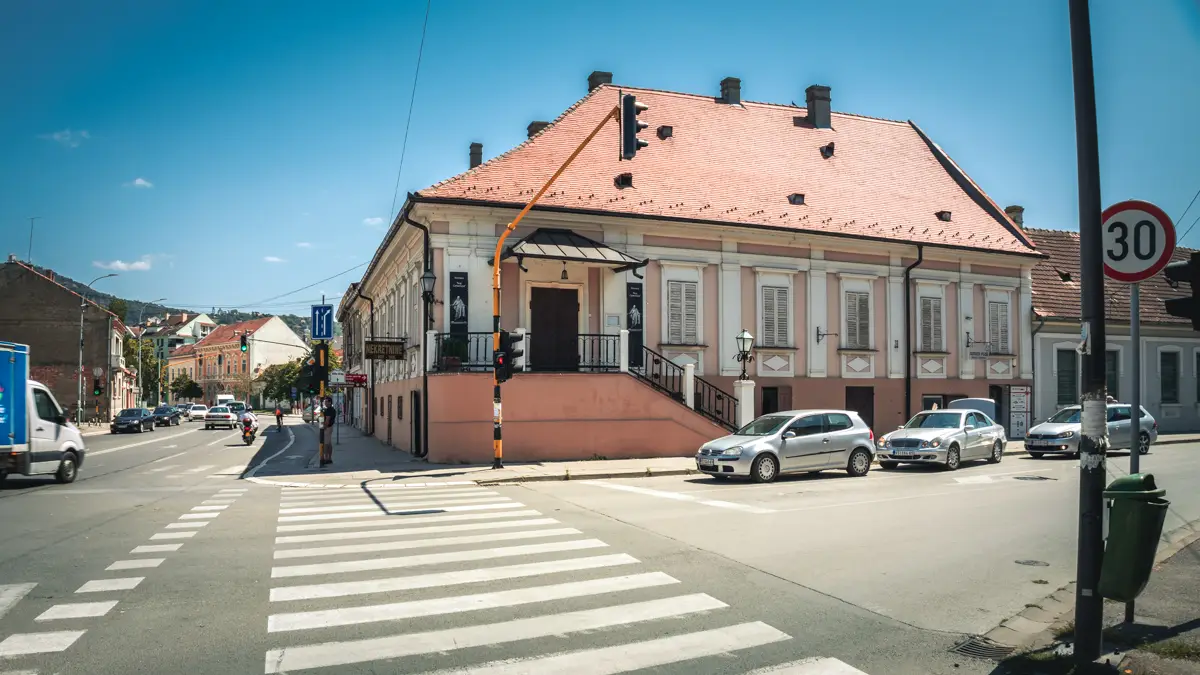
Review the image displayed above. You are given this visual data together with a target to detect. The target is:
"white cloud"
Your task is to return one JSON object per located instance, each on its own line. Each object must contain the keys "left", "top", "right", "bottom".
{"left": 295, "top": 242, "right": 312, "bottom": 248}
{"left": 264, "top": 256, "right": 285, "bottom": 263}
{"left": 40, "top": 129, "right": 90, "bottom": 148}
{"left": 124, "top": 177, "right": 153, "bottom": 188}
{"left": 363, "top": 216, "right": 385, "bottom": 227}
{"left": 93, "top": 255, "right": 152, "bottom": 272}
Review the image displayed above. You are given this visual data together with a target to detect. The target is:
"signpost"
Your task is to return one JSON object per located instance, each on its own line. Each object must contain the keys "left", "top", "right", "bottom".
{"left": 1101, "top": 198, "right": 1176, "bottom": 626}
{"left": 310, "top": 304, "right": 334, "bottom": 341}
{"left": 329, "top": 369, "right": 346, "bottom": 387}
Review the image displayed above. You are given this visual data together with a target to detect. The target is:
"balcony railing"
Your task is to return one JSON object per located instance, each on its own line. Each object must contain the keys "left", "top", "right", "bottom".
{"left": 431, "top": 332, "right": 494, "bottom": 372}
{"left": 630, "top": 345, "right": 685, "bottom": 403}
{"left": 576, "top": 334, "right": 619, "bottom": 372}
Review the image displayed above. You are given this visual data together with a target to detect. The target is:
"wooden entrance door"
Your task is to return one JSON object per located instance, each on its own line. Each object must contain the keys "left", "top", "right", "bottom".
{"left": 529, "top": 287, "right": 579, "bottom": 371}
{"left": 845, "top": 386, "right": 875, "bottom": 433}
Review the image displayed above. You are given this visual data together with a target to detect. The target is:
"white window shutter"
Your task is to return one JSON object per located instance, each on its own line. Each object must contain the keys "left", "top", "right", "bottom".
{"left": 683, "top": 282, "right": 698, "bottom": 344}
{"left": 857, "top": 292, "right": 870, "bottom": 348}
{"left": 999, "top": 302, "right": 1010, "bottom": 353}
{"left": 920, "top": 297, "right": 933, "bottom": 351}
{"left": 932, "top": 298, "right": 943, "bottom": 351}
{"left": 776, "top": 287, "right": 789, "bottom": 346}
{"left": 845, "top": 292, "right": 858, "bottom": 346}
{"left": 668, "top": 281, "right": 683, "bottom": 344}
{"left": 989, "top": 301, "right": 1009, "bottom": 353}
{"left": 762, "top": 287, "right": 777, "bottom": 348}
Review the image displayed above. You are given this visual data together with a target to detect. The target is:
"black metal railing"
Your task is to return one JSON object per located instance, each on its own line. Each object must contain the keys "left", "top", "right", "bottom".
{"left": 431, "top": 332, "right": 494, "bottom": 372}
{"left": 694, "top": 376, "right": 739, "bottom": 431}
{"left": 577, "top": 334, "right": 620, "bottom": 372}
{"left": 631, "top": 346, "right": 685, "bottom": 403}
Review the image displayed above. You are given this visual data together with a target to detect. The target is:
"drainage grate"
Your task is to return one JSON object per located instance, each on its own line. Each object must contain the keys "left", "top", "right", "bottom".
{"left": 1015, "top": 559, "right": 1050, "bottom": 567}
{"left": 950, "top": 636, "right": 1017, "bottom": 660}
{"left": 1013, "top": 475, "right": 1054, "bottom": 481}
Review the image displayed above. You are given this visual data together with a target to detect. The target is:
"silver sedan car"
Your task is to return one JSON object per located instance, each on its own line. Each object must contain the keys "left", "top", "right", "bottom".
{"left": 695, "top": 409, "right": 876, "bottom": 483}
{"left": 1024, "top": 403, "right": 1157, "bottom": 458}
{"left": 877, "top": 409, "right": 1006, "bottom": 470}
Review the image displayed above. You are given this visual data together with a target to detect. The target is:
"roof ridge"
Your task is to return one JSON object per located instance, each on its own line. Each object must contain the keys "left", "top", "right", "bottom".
{"left": 10, "top": 260, "right": 121, "bottom": 324}
{"left": 598, "top": 83, "right": 910, "bottom": 124}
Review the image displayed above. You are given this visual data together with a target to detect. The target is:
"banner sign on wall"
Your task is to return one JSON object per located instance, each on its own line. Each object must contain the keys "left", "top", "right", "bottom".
{"left": 626, "top": 282, "right": 644, "bottom": 368}
{"left": 449, "top": 272, "right": 469, "bottom": 337}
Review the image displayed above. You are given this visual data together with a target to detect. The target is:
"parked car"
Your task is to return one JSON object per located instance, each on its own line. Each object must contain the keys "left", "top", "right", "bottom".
{"left": 302, "top": 403, "right": 320, "bottom": 423}
{"left": 204, "top": 406, "right": 238, "bottom": 430}
{"left": 878, "top": 409, "right": 1006, "bottom": 470}
{"left": 186, "top": 404, "right": 208, "bottom": 421}
{"left": 1024, "top": 404, "right": 1157, "bottom": 458}
{"left": 152, "top": 405, "right": 182, "bottom": 427}
{"left": 111, "top": 408, "right": 155, "bottom": 434}
{"left": 226, "top": 401, "right": 247, "bottom": 415}
{"left": 695, "top": 410, "right": 876, "bottom": 483}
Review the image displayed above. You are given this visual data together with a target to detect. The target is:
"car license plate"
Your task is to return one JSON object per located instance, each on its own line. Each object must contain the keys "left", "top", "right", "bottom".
{"left": 1027, "top": 440, "right": 1048, "bottom": 447}
{"left": 699, "top": 458, "right": 716, "bottom": 467}
{"left": 892, "top": 450, "right": 913, "bottom": 456}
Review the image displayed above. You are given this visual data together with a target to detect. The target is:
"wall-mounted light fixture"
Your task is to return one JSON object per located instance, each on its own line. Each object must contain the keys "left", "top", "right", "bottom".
{"left": 816, "top": 326, "right": 839, "bottom": 344}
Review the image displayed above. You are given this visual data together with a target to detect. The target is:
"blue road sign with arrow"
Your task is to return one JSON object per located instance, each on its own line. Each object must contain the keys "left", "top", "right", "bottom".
{"left": 311, "top": 304, "right": 334, "bottom": 340}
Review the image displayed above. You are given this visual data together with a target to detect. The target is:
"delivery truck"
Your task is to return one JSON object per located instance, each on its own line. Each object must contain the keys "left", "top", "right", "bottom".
{"left": 0, "top": 341, "right": 87, "bottom": 484}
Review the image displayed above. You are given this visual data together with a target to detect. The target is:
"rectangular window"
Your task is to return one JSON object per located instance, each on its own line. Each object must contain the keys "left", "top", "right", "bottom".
{"left": 1105, "top": 351, "right": 1119, "bottom": 398}
{"left": 398, "top": 395, "right": 404, "bottom": 420}
{"left": 761, "top": 286, "right": 789, "bottom": 347}
{"left": 919, "top": 296, "right": 943, "bottom": 352}
{"left": 666, "top": 280, "right": 698, "bottom": 344}
{"left": 988, "top": 301, "right": 1010, "bottom": 354}
{"left": 844, "top": 291, "right": 870, "bottom": 349}
{"left": 1161, "top": 351, "right": 1180, "bottom": 404}
{"left": 1056, "top": 349, "right": 1078, "bottom": 405}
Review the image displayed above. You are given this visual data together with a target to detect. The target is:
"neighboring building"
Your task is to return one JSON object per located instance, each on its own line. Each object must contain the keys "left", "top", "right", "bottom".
{"left": 1028, "top": 227, "right": 1200, "bottom": 432}
{"left": 165, "top": 343, "right": 199, "bottom": 404}
{"left": 340, "top": 73, "right": 1042, "bottom": 463}
{"left": 0, "top": 258, "right": 137, "bottom": 420}
{"left": 176, "top": 316, "right": 308, "bottom": 407}
{"left": 143, "top": 312, "right": 216, "bottom": 362}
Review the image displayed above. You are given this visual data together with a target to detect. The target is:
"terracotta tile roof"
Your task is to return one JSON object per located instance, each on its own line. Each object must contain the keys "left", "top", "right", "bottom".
{"left": 169, "top": 344, "right": 196, "bottom": 359}
{"left": 1028, "top": 227, "right": 1193, "bottom": 326}
{"left": 418, "top": 83, "right": 1037, "bottom": 257}
{"left": 194, "top": 317, "right": 273, "bottom": 348}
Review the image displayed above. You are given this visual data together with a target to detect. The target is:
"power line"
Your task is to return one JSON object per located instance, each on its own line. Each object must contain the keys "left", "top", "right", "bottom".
{"left": 1175, "top": 185, "right": 1200, "bottom": 231}
{"left": 388, "top": 0, "right": 433, "bottom": 220}
{"left": 1177, "top": 212, "right": 1200, "bottom": 246}
{"left": 234, "top": 263, "right": 367, "bottom": 310}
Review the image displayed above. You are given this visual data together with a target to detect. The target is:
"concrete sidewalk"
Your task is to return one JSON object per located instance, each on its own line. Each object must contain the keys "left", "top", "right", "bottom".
{"left": 246, "top": 424, "right": 1200, "bottom": 488}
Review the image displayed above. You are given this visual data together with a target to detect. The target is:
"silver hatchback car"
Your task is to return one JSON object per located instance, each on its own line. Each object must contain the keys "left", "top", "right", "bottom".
{"left": 1024, "top": 403, "right": 1157, "bottom": 458}
{"left": 695, "top": 410, "right": 876, "bottom": 483}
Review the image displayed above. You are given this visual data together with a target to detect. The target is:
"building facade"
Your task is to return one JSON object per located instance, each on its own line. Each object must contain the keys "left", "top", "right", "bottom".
{"left": 168, "top": 316, "right": 309, "bottom": 407}
{"left": 145, "top": 312, "right": 216, "bottom": 362}
{"left": 341, "top": 73, "right": 1042, "bottom": 463}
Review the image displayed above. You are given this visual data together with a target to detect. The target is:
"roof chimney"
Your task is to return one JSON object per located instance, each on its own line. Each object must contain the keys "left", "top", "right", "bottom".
{"left": 720, "top": 77, "right": 741, "bottom": 105}
{"left": 588, "top": 70, "right": 612, "bottom": 91}
{"left": 805, "top": 85, "right": 832, "bottom": 129}
{"left": 527, "top": 121, "right": 550, "bottom": 139}
{"left": 1004, "top": 205, "right": 1025, "bottom": 227}
{"left": 469, "top": 142, "right": 483, "bottom": 169}
{"left": 46, "top": 269, "right": 55, "bottom": 281}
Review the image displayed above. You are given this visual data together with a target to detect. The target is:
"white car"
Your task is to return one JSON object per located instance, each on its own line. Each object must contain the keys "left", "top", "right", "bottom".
{"left": 877, "top": 409, "right": 1007, "bottom": 470}
{"left": 204, "top": 406, "right": 237, "bottom": 430}
{"left": 186, "top": 404, "right": 208, "bottom": 421}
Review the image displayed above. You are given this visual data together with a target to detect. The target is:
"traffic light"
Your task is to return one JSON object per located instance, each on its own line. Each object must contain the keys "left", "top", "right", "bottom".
{"left": 501, "top": 330, "right": 524, "bottom": 380}
{"left": 493, "top": 346, "right": 508, "bottom": 384}
{"left": 240, "top": 333, "right": 248, "bottom": 352}
{"left": 313, "top": 343, "right": 330, "bottom": 385}
{"left": 620, "top": 93, "right": 649, "bottom": 160}
{"left": 1163, "top": 252, "right": 1200, "bottom": 330}
{"left": 92, "top": 378, "right": 102, "bottom": 396}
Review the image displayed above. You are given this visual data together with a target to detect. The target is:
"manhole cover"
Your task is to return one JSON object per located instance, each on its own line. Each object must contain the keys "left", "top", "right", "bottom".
{"left": 1013, "top": 475, "right": 1053, "bottom": 481}
{"left": 1015, "top": 560, "right": 1050, "bottom": 567}
{"left": 950, "top": 636, "right": 1016, "bottom": 660}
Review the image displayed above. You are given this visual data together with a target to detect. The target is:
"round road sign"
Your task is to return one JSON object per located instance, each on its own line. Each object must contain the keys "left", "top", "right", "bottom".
{"left": 1102, "top": 199, "right": 1176, "bottom": 283}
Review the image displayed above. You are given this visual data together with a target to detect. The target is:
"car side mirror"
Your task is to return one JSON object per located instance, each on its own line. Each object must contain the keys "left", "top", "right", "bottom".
{"left": 782, "top": 430, "right": 797, "bottom": 440}
{"left": 965, "top": 424, "right": 976, "bottom": 430}
{"left": 55, "top": 414, "right": 67, "bottom": 426}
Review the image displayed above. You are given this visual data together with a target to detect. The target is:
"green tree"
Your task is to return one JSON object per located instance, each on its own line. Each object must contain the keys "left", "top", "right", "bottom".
{"left": 123, "top": 335, "right": 162, "bottom": 404}
{"left": 170, "top": 373, "right": 203, "bottom": 401}
{"left": 109, "top": 298, "right": 129, "bottom": 323}
{"left": 258, "top": 359, "right": 301, "bottom": 404}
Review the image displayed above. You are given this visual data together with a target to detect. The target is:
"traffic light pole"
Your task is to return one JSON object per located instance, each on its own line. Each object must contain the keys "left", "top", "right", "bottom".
{"left": 1069, "top": 0, "right": 1108, "bottom": 664}
{"left": 490, "top": 103, "right": 621, "bottom": 469}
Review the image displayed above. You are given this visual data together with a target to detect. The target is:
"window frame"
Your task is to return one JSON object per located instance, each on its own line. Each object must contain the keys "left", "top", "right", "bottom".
{"left": 1055, "top": 348, "right": 1079, "bottom": 406}
{"left": 985, "top": 288, "right": 1013, "bottom": 355}
{"left": 839, "top": 275, "right": 876, "bottom": 352}
{"left": 756, "top": 270, "right": 794, "bottom": 349}
{"left": 659, "top": 262, "right": 705, "bottom": 346}
{"left": 1159, "top": 346, "right": 1182, "bottom": 405}
{"left": 917, "top": 292, "right": 945, "bottom": 352}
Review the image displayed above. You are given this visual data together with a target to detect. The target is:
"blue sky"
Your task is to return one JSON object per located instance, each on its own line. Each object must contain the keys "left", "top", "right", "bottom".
{"left": 3, "top": 0, "right": 1198, "bottom": 313}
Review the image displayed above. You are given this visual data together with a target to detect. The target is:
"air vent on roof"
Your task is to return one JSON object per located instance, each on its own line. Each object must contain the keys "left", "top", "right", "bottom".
{"left": 820, "top": 142, "right": 835, "bottom": 159}
{"left": 615, "top": 172, "right": 633, "bottom": 189}
{"left": 720, "top": 77, "right": 741, "bottom": 105}
{"left": 469, "top": 142, "right": 483, "bottom": 169}
{"left": 788, "top": 193, "right": 806, "bottom": 206}
{"left": 1057, "top": 269, "right": 1073, "bottom": 283}
{"left": 527, "top": 121, "right": 550, "bottom": 138}
{"left": 936, "top": 210, "right": 952, "bottom": 222}
{"left": 657, "top": 125, "right": 673, "bottom": 140}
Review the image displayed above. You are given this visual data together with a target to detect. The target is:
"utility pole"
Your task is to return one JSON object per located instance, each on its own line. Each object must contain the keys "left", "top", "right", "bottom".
{"left": 77, "top": 274, "right": 118, "bottom": 424}
{"left": 1069, "top": 0, "right": 1108, "bottom": 664}
{"left": 27, "top": 217, "right": 41, "bottom": 265}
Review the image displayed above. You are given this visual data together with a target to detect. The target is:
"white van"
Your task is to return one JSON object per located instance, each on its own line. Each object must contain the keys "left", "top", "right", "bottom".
{"left": 1, "top": 342, "right": 87, "bottom": 484}
{"left": 216, "top": 394, "right": 235, "bottom": 407}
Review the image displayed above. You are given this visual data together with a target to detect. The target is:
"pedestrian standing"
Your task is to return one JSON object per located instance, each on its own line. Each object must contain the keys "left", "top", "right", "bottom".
{"left": 320, "top": 396, "right": 337, "bottom": 465}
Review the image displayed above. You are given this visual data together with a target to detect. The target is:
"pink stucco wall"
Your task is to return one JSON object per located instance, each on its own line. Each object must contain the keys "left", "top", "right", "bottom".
{"left": 431, "top": 248, "right": 445, "bottom": 332}
{"left": 500, "top": 263, "right": 519, "bottom": 331}
{"left": 426, "top": 372, "right": 729, "bottom": 464}
{"left": 703, "top": 264, "right": 719, "bottom": 374}
{"left": 644, "top": 261, "right": 660, "bottom": 348}
{"left": 372, "top": 378, "right": 424, "bottom": 453}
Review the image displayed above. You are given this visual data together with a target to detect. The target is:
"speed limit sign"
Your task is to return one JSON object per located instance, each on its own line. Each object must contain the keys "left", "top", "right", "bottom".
{"left": 1102, "top": 199, "right": 1176, "bottom": 282}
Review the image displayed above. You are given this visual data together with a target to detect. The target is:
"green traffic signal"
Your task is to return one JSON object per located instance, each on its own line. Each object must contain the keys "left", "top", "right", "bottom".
{"left": 240, "top": 334, "right": 248, "bottom": 352}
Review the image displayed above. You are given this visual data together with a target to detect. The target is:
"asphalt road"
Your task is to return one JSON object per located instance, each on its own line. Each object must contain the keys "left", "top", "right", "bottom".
{"left": 1, "top": 421, "right": 1196, "bottom": 675}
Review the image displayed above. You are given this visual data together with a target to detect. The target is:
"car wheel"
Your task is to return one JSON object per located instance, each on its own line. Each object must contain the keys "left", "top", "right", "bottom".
{"left": 944, "top": 446, "right": 961, "bottom": 471}
{"left": 135, "top": 425, "right": 143, "bottom": 433}
{"left": 847, "top": 448, "right": 871, "bottom": 477}
{"left": 1139, "top": 432, "right": 1151, "bottom": 455}
{"left": 55, "top": 452, "right": 78, "bottom": 484}
{"left": 879, "top": 460, "right": 899, "bottom": 470}
{"left": 750, "top": 454, "right": 779, "bottom": 483}
{"left": 1029, "top": 452, "right": 1044, "bottom": 459}
{"left": 987, "top": 440, "right": 1003, "bottom": 464}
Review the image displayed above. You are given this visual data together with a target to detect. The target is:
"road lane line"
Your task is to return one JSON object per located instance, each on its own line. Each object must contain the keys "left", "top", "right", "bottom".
{"left": 278, "top": 488, "right": 494, "bottom": 506}
{"left": 35, "top": 601, "right": 118, "bottom": 621}
{"left": 201, "top": 499, "right": 237, "bottom": 505}
{"left": 88, "top": 429, "right": 199, "bottom": 457}
{"left": 0, "top": 631, "right": 86, "bottom": 657}
{"left": 0, "top": 583, "right": 37, "bottom": 621}
{"left": 268, "top": 572, "right": 679, "bottom": 633}
{"left": 131, "top": 544, "right": 183, "bottom": 553}
{"left": 165, "top": 522, "right": 208, "bottom": 529}
{"left": 420, "top": 621, "right": 792, "bottom": 675}
{"left": 743, "top": 657, "right": 871, "bottom": 674}
{"left": 273, "top": 528, "right": 582, "bottom": 560}
{"left": 263, "top": 594, "right": 727, "bottom": 673}
{"left": 207, "top": 433, "right": 241, "bottom": 447}
{"left": 150, "top": 532, "right": 197, "bottom": 540}
{"left": 179, "top": 512, "right": 221, "bottom": 520}
{"left": 275, "top": 509, "right": 542, "bottom": 532}
{"left": 246, "top": 428, "right": 294, "bottom": 478}
{"left": 274, "top": 517, "right": 560, "bottom": 544}
{"left": 270, "top": 554, "right": 640, "bottom": 602}
{"left": 280, "top": 480, "right": 477, "bottom": 492}
{"left": 577, "top": 480, "right": 777, "bottom": 513}
{"left": 277, "top": 501, "right": 525, "bottom": 523}
{"left": 277, "top": 496, "right": 507, "bottom": 515}
{"left": 191, "top": 504, "right": 229, "bottom": 511}
{"left": 185, "top": 465, "right": 216, "bottom": 473}
{"left": 106, "top": 559, "right": 164, "bottom": 571}
{"left": 213, "top": 465, "right": 247, "bottom": 475}
{"left": 218, "top": 488, "right": 247, "bottom": 493}
{"left": 271, "top": 539, "right": 609, "bottom": 579}
{"left": 76, "top": 578, "right": 143, "bottom": 593}
{"left": 146, "top": 465, "right": 177, "bottom": 473}
{"left": 151, "top": 451, "right": 187, "bottom": 464}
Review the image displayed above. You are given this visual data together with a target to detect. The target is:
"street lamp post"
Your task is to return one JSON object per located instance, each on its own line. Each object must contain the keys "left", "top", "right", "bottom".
{"left": 77, "top": 273, "right": 118, "bottom": 424}
{"left": 135, "top": 298, "right": 167, "bottom": 407}
{"left": 735, "top": 329, "right": 755, "bottom": 380}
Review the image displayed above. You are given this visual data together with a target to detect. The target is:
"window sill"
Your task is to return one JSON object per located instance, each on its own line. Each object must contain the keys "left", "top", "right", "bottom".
{"left": 913, "top": 351, "right": 950, "bottom": 357}
{"left": 755, "top": 345, "right": 797, "bottom": 352}
{"left": 659, "top": 343, "right": 708, "bottom": 350}
{"left": 838, "top": 348, "right": 878, "bottom": 354}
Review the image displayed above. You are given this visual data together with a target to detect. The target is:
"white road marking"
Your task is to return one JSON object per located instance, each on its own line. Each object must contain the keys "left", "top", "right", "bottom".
{"left": 146, "top": 465, "right": 177, "bottom": 473}
{"left": 212, "top": 465, "right": 247, "bottom": 475}
{"left": 207, "top": 432, "right": 241, "bottom": 447}
{"left": 277, "top": 501, "right": 525, "bottom": 523}
{"left": 270, "top": 554, "right": 640, "bottom": 602}
{"left": 0, "top": 583, "right": 37, "bottom": 621}
{"left": 268, "top": 572, "right": 679, "bottom": 633}
{"left": 263, "top": 593, "right": 726, "bottom": 673}
{"left": 165, "top": 522, "right": 208, "bottom": 529}
{"left": 743, "top": 657, "right": 871, "bottom": 674}
{"left": 0, "top": 631, "right": 86, "bottom": 657}
{"left": 246, "top": 428, "right": 294, "bottom": 478}
{"left": 273, "top": 527, "right": 582, "bottom": 560}
{"left": 217, "top": 488, "right": 247, "bottom": 494}
{"left": 280, "top": 480, "right": 477, "bottom": 492}
{"left": 132, "top": 544, "right": 183, "bottom": 553}
{"left": 191, "top": 504, "right": 229, "bottom": 511}
{"left": 274, "top": 517, "right": 560, "bottom": 545}
{"left": 278, "top": 488, "right": 494, "bottom": 506}
{"left": 201, "top": 499, "right": 237, "bottom": 505}
{"left": 35, "top": 601, "right": 118, "bottom": 621}
{"left": 277, "top": 496, "right": 505, "bottom": 515}
{"left": 76, "top": 577, "right": 144, "bottom": 593}
{"left": 185, "top": 465, "right": 216, "bottom": 474}
{"left": 577, "top": 480, "right": 777, "bottom": 513}
{"left": 422, "top": 621, "right": 792, "bottom": 675}
{"left": 275, "top": 509, "right": 542, "bottom": 533}
{"left": 152, "top": 453, "right": 187, "bottom": 464}
{"left": 88, "top": 429, "right": 199, "bottom": 457}
{"left": 179, "top": 512, "right": 221, "bottom": 520}
{"left": 954, "top": 475, "right": 996, "bottom": 484}
{"left": 150, "top": 532, "right": 197, "bottom": 540}
{"left": 271, "top": 539, "right": 609, "bottom": 579}
{"left": 0, "top": 669, "right": 40, "bottom": 674}
{"left": 107, "top": 559, "right": 164, "bottom": 571}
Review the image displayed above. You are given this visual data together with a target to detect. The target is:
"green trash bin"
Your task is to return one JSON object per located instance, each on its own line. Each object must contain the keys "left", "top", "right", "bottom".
{"left": 1098, "top": 473, "right": 1169, "bottom": 602}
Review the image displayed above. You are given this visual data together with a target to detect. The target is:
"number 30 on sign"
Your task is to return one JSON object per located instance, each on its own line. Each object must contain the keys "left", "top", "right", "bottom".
{"left": 1101, "top": 200, "right": 1176, "bottom": 283}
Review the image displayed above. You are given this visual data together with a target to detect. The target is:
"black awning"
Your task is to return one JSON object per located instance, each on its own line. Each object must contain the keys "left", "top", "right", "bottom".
{"left": 489, "top": 228, "right": 645, "bottom": 273}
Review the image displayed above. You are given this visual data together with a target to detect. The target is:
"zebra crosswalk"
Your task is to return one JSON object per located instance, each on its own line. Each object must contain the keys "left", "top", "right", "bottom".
{"left": 263, "top": 484, "right": 871, "bottom": 675}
